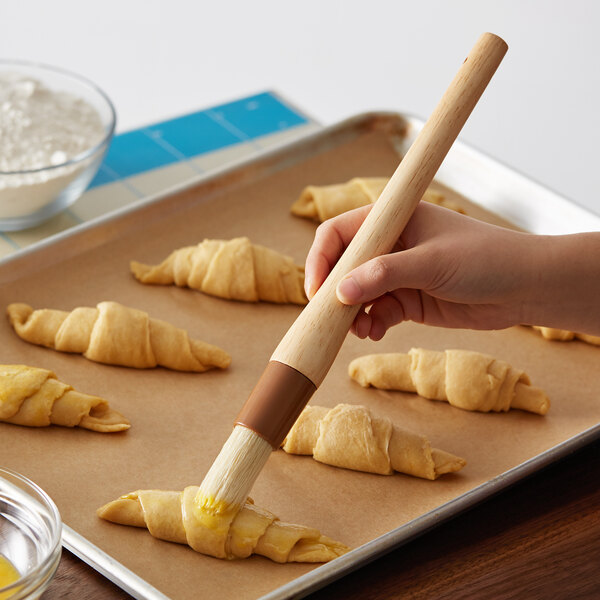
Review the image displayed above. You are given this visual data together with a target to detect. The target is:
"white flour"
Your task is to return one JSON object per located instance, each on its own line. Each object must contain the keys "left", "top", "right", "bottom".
{"left": 0, "top": 72, "right": 106, "bottom": 220}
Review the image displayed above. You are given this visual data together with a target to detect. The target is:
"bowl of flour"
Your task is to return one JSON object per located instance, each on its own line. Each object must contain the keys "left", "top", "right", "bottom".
{"left": 0, "top": 61, "right": 116, "bottom": 231}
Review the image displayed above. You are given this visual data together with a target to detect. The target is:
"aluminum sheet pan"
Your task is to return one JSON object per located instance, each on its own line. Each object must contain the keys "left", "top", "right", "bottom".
{"left": 1, "top": 112, "right": 599, "bottom": 600}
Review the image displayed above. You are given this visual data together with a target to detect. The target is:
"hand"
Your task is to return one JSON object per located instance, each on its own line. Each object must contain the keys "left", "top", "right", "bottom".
{"left": 304, "top": 201, "right": 599, "bottom": 340}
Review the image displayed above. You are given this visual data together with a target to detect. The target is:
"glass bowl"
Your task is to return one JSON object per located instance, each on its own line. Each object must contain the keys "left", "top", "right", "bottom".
{"left": 0, "top": 60, "right": 116, "bottom": 231}
{"left": 0, "top": 468, "right": 62, "bottom": 599}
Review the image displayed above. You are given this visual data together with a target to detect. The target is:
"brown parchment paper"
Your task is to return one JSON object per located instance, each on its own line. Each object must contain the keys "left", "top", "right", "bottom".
{"left": 1, "top": 117, "right": 599, "bottom": 600}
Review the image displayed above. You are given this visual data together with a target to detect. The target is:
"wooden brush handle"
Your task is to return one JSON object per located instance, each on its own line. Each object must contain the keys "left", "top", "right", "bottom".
{"left": 271, "top": 32, "right": 508, "bottom": 386}
{"left": 237, "top": 32, "right": 508, "bottom": 448}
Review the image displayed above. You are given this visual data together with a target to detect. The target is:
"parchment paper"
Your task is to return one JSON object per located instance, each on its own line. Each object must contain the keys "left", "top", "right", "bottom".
{"left": 1, "top": 121, "right": 599, "bottom": 600}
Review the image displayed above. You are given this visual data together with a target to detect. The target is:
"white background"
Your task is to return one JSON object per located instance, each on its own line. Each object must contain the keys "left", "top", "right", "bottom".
{"left": 2, "top": 0, "right": 599, "bottom": 216}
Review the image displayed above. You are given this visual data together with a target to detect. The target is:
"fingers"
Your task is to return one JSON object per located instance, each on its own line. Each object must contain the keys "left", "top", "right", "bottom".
{"left": 350, "top": 307, "right": 372, "bottom": 339}
{"left": 368, "top": 294, "right": 408, "bottom": 340}
{"left": 348, "top": 293, "right": 412, "bottom": 341}
{"left": 348, "top": 293, "right": 417, "bottom": 341}
{"left": 336, "top": 247, "right": 434, "bottom": 306}
{"left": 349, "top": 290, "right": 438, "bottom": 340}
{"left": 368, "top": 290, "right": 429, "bottom": 340}
{"left": 304, "top": 205, "right": 373, "bottom": 299}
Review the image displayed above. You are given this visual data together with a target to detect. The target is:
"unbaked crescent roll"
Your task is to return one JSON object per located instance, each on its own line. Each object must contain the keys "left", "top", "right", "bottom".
{"left": 7, "top": 301, "right": 231, "bottom": 372}
{"left": 97, "top": 487, "right": 349, "bottom": 563}
{"left": 282, "top": 404, "right": 465, "bottom": 480}
{"left": 349, "top": 348, "right": 549, "bottom": 415}
{"left": 291, "top": 177, "right": 464, "bottom": 222}
{"left": 532, "top": 326, "right": 600, "bottom": 346}
{"left": 130, "top": 237, "right": 307, "bottom": 305}
{"left": 0, "top": 364, "right": 129, "bottom": 432}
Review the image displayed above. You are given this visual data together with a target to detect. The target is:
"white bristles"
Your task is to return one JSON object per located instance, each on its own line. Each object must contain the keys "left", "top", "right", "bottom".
{"left": 196, "top": 425, "right": 273, "bottom": 512}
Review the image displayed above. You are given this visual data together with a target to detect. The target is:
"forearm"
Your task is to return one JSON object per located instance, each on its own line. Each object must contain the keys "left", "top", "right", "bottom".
{"left": 522, "top": 232, "right": 600, "bottom": 335}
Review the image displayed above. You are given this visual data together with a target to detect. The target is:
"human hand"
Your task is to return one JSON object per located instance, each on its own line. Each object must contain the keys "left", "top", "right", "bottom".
{"left": 304, "top": 202, "right": 540, "bottom": 340}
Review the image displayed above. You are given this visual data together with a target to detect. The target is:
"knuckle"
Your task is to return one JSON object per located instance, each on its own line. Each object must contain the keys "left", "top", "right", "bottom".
{"left": 366, "top": 257, "right": 390, "bottom": 286}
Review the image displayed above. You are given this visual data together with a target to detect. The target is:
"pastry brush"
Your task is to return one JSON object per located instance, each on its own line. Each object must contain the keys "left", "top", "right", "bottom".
{"left": 196, "top": 32, "right": 508, "bottom": 520}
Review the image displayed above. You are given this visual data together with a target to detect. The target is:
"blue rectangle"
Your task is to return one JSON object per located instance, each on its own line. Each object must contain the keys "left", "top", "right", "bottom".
{"left": 90, "top": 91, "right": 309, "bottom": 187}
{"left": 145, "top": 111, "right": 242, "bottom": 158}
{"left": 209, "top": 92, "right": 308, "bottom": 139}
{"left": 101, "top": 130, "right": 180, "bottom": 179}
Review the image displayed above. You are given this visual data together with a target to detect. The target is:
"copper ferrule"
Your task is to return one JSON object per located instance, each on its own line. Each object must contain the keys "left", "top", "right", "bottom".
{"left": 234, "top": 361, "right": 317, "bottom": 448}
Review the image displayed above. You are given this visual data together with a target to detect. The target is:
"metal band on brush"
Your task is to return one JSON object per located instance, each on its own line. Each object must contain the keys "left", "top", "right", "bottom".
{"left": 235, "top": 361, "right": 317, "bottom": 448}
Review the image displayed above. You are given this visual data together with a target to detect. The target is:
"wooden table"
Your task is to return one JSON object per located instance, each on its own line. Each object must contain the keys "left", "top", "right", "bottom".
{"left": 43, "top": 437, "right": 600, "bottom": 600}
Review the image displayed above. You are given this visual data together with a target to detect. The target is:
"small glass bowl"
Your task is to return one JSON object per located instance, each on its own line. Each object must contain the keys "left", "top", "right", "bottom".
{"left": 0, "top": 60, "right": 116, "bottom": 231}
{"left": 0, "top": 468, "right": 62, "bottom": 599}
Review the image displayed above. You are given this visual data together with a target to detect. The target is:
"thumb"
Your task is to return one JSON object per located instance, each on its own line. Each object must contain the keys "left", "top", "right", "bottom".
{"left": 336, "top": 249, "right": 434, "bottom": 305}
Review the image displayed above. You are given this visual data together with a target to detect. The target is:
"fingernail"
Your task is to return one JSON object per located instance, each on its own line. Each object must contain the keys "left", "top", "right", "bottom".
{"left": 337, "top": 276, "right": 362, "bottom": 304}
{"left": 304, "top": 276, "right": 314, "bottom": 300}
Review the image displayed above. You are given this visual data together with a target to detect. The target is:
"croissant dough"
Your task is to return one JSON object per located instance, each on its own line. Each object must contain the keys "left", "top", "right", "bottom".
{"left": 130, "top": 237, "right": 307, "bottom": 305}
{"left": 532, "top": 326, "right": 600, "bottom": 346}
{"left": 0, "top": 365, "right": 129, "bottom": 432}
{"left": 97, "top": 487, "right": 349, "bottom": 563}
{"left": 291, "top": 177, "right": 465, "bottom": 222}
{"left": 7, "top": 301, "right": 230, "bottom": 372}
{"left": 349, "top": 348, "right": 550, "bottom": 415}
{"left": 282, "top": 404, "right": 465, "bottom": 480}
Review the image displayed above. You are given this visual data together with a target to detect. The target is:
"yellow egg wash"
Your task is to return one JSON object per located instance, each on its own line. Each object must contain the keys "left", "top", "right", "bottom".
{"left": 193, "top": 494, "right": 238, "bottom": 532}
{"left": 0, "top": 555, "right": 20, "bottom": 599}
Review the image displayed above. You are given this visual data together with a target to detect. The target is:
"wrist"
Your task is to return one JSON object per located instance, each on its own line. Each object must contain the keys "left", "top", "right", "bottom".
{"left": 521, "top": 232, "right": 600, "bottom": 335}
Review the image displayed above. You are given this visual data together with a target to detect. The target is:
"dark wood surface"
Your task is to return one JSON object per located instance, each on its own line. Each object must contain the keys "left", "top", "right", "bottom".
{"left": 43, "top": 438, "right": 600, "bottom": 600}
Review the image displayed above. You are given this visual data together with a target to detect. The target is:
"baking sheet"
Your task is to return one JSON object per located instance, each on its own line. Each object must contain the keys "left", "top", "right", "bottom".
{"left": 1, "top": 113, "right": 599, "bottom": 600}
